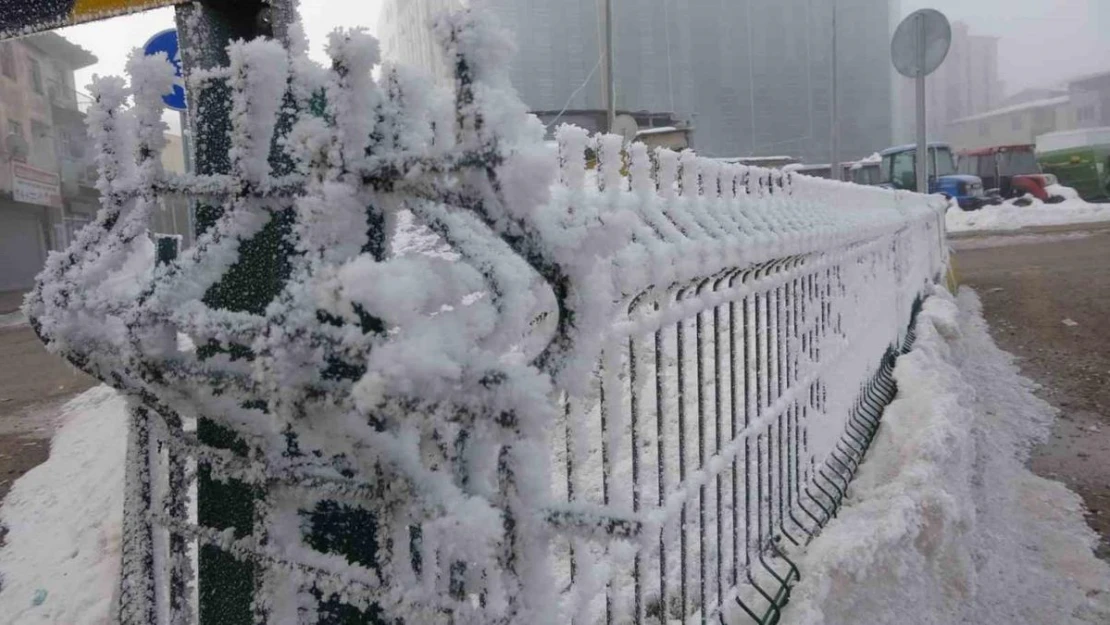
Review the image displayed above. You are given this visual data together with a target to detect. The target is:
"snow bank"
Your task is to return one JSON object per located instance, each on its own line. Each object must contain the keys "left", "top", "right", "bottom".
{"left": 784, "top": 287, "right": 1110, "bottom": 625}
{"left": 1047, "top": 184, "right": 1081, "bottom": 201}
{"left": 0, "top": 386, "right": 127, "bottom": 625}
{"left": 947, "top": 196, "right": 1110, "bottom": 233}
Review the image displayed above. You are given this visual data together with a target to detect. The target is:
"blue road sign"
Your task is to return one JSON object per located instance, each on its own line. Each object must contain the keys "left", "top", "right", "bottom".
{"left": 143, "top": 29, "right": 187, "bottom": 111}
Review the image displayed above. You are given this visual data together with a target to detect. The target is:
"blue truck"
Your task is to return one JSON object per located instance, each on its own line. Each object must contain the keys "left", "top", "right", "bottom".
{"left": 879, "top": 142, "right": 989, "bottom": 210}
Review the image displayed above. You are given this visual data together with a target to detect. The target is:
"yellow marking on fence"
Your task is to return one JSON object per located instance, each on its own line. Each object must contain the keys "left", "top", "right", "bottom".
{"left": 946, "top": 259, "right": 960, "bottom": 292}
{"left": 72, "top": 0, "right": 177, "bottom": 20}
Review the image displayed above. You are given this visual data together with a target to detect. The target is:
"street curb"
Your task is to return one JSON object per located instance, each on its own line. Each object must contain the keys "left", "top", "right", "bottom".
{"left": 948, "top": 221, "right": 1110, "bottom": 240}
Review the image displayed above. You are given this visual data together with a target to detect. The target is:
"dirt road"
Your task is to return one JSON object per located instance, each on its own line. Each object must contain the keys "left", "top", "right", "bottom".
{"left": 953, "top": 226, "right": 1110, "bottom": 561}
{"left": 0, "top": 321, "right": 95, "bottom": 504}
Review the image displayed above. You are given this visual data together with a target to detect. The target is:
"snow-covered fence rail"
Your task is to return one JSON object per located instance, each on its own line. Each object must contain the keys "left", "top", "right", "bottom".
{"left": 25, "top": 8, "right": 946, "bottom": 625}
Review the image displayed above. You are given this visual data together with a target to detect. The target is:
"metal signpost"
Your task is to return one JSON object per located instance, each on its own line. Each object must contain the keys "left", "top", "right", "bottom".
{"left": 892, "top": 9, "right": 951, "bottom": 194}
{"left": 143, "top": 28, "right": 188, "bottom": 112}
{"left": 143, "top": 28, "right": 195, "bottom": 239}
{"left": 600, "top": 0, "right": 616, "bottom": 134}
{"left": 830, "top": 0, "right": 840, "bottom": 181}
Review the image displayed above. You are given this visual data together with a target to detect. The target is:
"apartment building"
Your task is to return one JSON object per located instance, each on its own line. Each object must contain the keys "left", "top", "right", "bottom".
{"left": 0, "top": 32, "right": 97, "bottom": 292}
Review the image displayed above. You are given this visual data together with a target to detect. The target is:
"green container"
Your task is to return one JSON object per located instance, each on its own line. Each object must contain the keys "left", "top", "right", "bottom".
{"left": 1035, "top": 127, "right": 1110, "bottom": 202}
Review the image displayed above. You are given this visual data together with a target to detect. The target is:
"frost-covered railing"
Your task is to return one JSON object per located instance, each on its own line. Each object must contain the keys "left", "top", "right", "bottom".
{"left": 26, "top": 8, "right": 946, "bottom": 625}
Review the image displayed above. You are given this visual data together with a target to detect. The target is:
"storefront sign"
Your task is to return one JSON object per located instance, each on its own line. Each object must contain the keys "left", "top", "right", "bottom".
{"left": 12, "top": 161, "right": 63, "bottom": 209}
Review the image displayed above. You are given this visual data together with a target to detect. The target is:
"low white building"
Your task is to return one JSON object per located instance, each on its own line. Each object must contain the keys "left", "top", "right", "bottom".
{"left": 945, "top": 96, "right": 1069, "bottom": 153}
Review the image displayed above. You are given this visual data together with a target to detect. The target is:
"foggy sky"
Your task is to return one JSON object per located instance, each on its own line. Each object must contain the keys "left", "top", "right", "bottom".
{"left": 899, "top": 0, "right": 1110, "bottom": 93}
{"left": 53, "top": 0, "right": 1110, "bottom": 121}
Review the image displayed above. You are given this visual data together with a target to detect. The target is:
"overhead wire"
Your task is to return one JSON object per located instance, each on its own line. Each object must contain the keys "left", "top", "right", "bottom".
{"left": 546, "top": 0, "right": 607, "bottom": 130}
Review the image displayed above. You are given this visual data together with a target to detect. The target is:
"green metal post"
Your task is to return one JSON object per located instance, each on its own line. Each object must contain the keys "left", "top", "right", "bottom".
{"left": 175, "top": 2, "right": 294, "bottom": 623}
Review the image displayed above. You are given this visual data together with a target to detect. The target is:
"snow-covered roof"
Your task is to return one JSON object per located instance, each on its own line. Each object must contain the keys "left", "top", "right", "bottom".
{"left": 713, "top": 155, "right": 798, "bottom": 165}
{"left": 950, "top": 96, "right": 1070, "bottom": 125}
{"left": 785, "top": 163, "right": 830, "bottom": 172}
{"left": 1035, "top": 126, "right": 1110, "bottom": 153}
{"left": 880, "top": 142, "right": 951, "bottom": 156}
{"left": 635, "top": 126, "right": 680, "bottom": 137}
{"left": 1064, "top": 68, "right": 1110, "bottom": 87}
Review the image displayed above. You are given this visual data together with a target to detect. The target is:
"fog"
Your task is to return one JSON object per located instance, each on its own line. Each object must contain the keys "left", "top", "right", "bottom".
{"left": 61, "top": 1, "right": 1109, "bottom": 117}
{"left": 899, "top": 0, "right": 1110, "bottom": 92}
{"left": 48, "top": 0, "right": 1110, "bottom": 161}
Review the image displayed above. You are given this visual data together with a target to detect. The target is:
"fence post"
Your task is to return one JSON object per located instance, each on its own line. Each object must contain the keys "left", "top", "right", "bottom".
{"left": 174, "top": 2, "right": 295, "bottom": 623}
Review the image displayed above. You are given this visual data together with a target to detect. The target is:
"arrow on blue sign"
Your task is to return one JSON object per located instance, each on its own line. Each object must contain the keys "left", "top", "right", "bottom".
{"left": 142, "top": 28, "right": 187, "bottom": 111}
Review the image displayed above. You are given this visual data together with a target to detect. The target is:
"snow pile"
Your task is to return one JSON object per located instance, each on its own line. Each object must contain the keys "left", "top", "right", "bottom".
{"left": 947, "top": 195, "right": 1110, "bottom": 233}
{"left": 1047, "top": 183, "right": 1081, "bottom": 201}
{"left": 0, "top": 387, "right": 127, "bottom": 625}
{"left": 785, "top": 287, "right": 1110, "bottom": 625}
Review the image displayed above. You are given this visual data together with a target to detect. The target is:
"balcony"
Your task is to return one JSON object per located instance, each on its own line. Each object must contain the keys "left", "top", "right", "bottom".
{"left": 47, "top": 80, "right": 92, "bottom": 123}
{"left": 59, "top": 157, "right": 97, "bottom": 197}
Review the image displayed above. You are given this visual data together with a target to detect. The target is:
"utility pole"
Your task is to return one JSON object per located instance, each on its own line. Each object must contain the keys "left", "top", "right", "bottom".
{"left": 600, "top": 0, "right": 616, "bottom": 133}
{"left": 830, "top": 0, "right": 841, "bottom": 181}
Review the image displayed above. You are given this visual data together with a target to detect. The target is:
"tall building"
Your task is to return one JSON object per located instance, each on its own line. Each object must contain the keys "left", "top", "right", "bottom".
{"left": 893, "top": 20, "right": 1001, "bottom": 144}
{"left": 379, "top": 0, "right": 894, "bottom": 163}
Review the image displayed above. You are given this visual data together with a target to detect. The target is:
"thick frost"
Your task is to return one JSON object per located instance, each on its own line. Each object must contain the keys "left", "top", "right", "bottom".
{"left": 22, "top": 5, "right": 950, "bottom": 624}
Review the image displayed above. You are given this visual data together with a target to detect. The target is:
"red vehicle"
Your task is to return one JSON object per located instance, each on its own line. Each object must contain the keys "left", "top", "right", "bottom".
{"left": 957, "top": 145, "right": 1064, "bottom": 203}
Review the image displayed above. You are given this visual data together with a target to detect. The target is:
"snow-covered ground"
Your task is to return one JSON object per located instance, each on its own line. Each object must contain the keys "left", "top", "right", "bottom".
{"left": 0, "top": 310, "right": 27, "bottom": 329}
{"left": 2, "top": 288, "right": 1108, "bottom": 624}
{"left": 785, "top": 287, "right": 1110, "bottom": 624}
{"left": 947, "top": 190, "right": 1110, "bottom": 233}
{"left": 0, "top": 387, "right": 126, "bottom": 625}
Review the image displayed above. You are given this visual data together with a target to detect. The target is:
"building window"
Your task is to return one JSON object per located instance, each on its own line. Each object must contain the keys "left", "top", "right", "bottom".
{"left": 1078, "top": 105, "right": 1096, "bottom": 123}
{"left": 29, "top": 57, "right": 43, "bottom": 94}
{"left": 1011, "top": 116, "right": 1023, "bottom": 131}
{"left": 31, "top": 119, "right": 49, "bottom": 145}
{"left": 0, "top": 43, "right": 14, "bottom": 79}
{"left": 8, "top": 119, "right": 22, "bottom": 138}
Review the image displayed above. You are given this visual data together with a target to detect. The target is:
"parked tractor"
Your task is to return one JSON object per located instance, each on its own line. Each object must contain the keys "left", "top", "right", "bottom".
{"left": 1036, "top": 127, "right": 1110, "bottom": 203}
{"left": 879, "top": 143, "right": 990, "bottom": 209}
{"left": 958, "top": 144, "right": 1064, "bottom": 205}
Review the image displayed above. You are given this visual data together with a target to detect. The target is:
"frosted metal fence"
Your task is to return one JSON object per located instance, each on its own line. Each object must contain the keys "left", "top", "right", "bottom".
{"left": 550, "top": 218, "right": 933, "bottom": 625}
{"left": 26, "top": 9, "right": 946, "bottom": 625}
